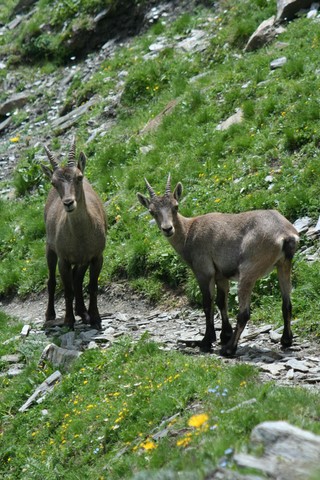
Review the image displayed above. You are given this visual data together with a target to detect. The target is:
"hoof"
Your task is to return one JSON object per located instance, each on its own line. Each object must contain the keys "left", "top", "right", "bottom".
{"left": 199, "top": 341, "right": 213, "bottom": 353}
{"left": 64, "top": 317, "right": 75, "bottom": 330}
{"left": 220, "top": 331, "right": 233, "bottom": 346}
{"left": 90, "top": 316, "right": 102, "bottom": 330}
{"left": 90, "top": 321, "right": 102, "bottom": 330}
{"left": 79, "top": 312, "right": 91, "bottom": 324}
{"left": 177, "top": 339, "right": 213, "bottom": 352}
{"left": 63, "top": 322, "right": 75, "bottom": 330}
{"left": 281, "top": 334, "right": 293, "bottom": 349}
{"left": 220, "top": 343, "right": 237, "bottom": 357}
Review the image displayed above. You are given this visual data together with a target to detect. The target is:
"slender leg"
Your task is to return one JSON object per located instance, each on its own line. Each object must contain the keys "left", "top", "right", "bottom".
{"left": 220, "top": 277, "right": 255, "bottom": 357}
{"left": 88, "top": 255, "right": 103, "bottom": 329}
{"left": 196, "top": 275, "right": 216, "bottom": 352}
{"left": 277, "top": 259, "right": 293, "bottom": 348}
{"left": 216, "top": 278, "right": 233, "bottom": 345}
{"left": 74, "top": 264, "right": 90, "bottom": 324}
{"left": 58, "top": 258, "right": 75, "bottom": 328}
{"left": 45, "top": 248, "right": 57, "bottom": 322}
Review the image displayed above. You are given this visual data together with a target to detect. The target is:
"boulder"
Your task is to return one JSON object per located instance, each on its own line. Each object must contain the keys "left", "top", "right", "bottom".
{"left": 0, "top": 92, "right": 30, "bottom": 116}
{"left": 233, "top": 421, "right": 320, "bottom": 480}
{"left": 276, "top": 0, "right": 314, "bottom": 22}
{"left": 216, "top": 108, "right": 244, "bottom": 131}
{"left": 244, "top": 16, "right": 286, "bottom": 51}
{"left": 12, "top": 0, "right": 37, "bottom": 16}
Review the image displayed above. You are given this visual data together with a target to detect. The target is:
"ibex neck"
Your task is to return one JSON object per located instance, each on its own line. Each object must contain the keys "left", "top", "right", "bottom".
{"left": 168, "top": 213, "right": 192, "bottom": 257}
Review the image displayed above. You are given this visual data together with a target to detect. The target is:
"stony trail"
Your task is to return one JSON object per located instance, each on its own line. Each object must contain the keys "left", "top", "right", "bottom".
{"left": 1, "top": 283, "right": 320, "bottom": 390}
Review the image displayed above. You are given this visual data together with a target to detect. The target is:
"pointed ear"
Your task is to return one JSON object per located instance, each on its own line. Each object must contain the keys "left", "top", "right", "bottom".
{"left": 137, "top": 193, "right": 151, "bottom": 209}
{"left": 173, "top": 182, "right": 183, "bottom": 201}
{"left": 41, "top": 164, "right": 53, "bottom": 180}
{"left": 78, "top": 152, "right": 86, "bottom": 173}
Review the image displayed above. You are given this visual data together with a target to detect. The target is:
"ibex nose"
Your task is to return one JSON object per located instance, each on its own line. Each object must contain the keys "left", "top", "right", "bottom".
{"left": 63, "top": 198, "right": 76, "bottom": 212}
{"left": 162, "top": 225, "right": 174, "bottom": 237}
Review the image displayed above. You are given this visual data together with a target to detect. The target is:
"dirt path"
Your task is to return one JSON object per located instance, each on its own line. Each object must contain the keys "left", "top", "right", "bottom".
{"left": 1, "top": 283, "right": 320, "bottom": 390}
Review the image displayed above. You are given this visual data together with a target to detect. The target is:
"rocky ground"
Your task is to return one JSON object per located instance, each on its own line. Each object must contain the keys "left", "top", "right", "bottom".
{"left": 1, "top": 282, "right": 320, "bottom": 392}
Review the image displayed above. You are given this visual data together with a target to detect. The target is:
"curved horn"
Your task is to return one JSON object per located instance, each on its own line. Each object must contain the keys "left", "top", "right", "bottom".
{"left": 44, "top": 145, "right": 59, "bottom": 170}
{"left": 68, "top": 136, "right": 76, "bottom": 167}
{"left": 165, "top": 173, "right": 171, "bottom": 196}
{"left": 144, "top": 178, "right": 156, "bottom": 198}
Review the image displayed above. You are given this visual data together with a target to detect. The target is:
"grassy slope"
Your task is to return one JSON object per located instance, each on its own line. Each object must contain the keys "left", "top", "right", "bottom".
{"left": 1, "top": 1, "right": 320, "bottom": 477}
{"left": 1, "top": 317, "right": 320, "bottom": 480}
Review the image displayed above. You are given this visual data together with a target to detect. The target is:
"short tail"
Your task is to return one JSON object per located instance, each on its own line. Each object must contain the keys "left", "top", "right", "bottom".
{"left": 283, "top": 236, "right": 299, "bottom": 260}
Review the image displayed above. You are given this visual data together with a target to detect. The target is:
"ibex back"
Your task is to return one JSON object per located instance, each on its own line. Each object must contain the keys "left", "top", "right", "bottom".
{"left": 41, "top": 138, "right": 107, "bottom": 329}
{"left": 137, "top": 175, "right": 299, "bottom": 356}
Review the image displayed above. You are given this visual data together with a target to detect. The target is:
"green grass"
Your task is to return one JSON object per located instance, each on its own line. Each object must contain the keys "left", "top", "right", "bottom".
{"left": 1, "top": 1, "right": 320, "bottom": 336}
{"left": 1, "top": 332, "right": 320, "bottom": 480}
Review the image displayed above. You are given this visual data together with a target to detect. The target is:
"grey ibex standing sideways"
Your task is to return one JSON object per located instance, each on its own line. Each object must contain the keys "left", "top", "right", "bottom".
{"left": 137, "top": 175, "right": 299, "bottom": 356}
{"left": 41, "top": 138, "right": 107, "bottom": 329}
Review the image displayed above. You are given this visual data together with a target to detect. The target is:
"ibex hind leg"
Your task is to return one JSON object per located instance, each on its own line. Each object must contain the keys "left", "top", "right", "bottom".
{"left": 277, "top": 259, "right": 293, "bottom": 348}
{"left": 216, "top": 278, "right": 233, "bottom": 345}
{"left": 45, "top": 248, "right": 57, "bottom": 322}
{"left": 73, "top": 264, "right": 91, "bottom": 324}
{"left": 87, "top": 256, "right": 103, "bottom": 329}
{"left": 198, "top": 277, "right": 216, "bottom": 353}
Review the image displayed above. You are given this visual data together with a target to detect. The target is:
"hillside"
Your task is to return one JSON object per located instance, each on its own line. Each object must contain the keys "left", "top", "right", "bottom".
{"left": 1, "top": 1, "right": 320, "bottom": 478}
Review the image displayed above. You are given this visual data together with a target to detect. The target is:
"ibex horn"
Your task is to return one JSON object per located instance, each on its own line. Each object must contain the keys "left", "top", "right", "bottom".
{"left": 144, "top": 178, "right": 156, "bottom": 198}
{"left": 68, "top": 136, "right": 76, "bottom": 167}
{"left": 165, "top": 173, "right": 171, "bottom": 196}
{"left": 44, "top": 145, "right": 59, "bottom": 170}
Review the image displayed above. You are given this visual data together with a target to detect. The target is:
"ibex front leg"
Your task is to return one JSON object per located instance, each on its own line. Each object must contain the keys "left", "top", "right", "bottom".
{"left": 73, "top": 264, "right": 90, "bottom": 324}
{"left": 220, "top": 277, "right": 254, "bottom": 357}
{"left": 197, "top": 275, "right": 216, "bottom": 352}
{"left": 88, "top": 255, "right": 103, "bottom": 329}
{"left": 59, "top": 259, "right": 76, "bottom": 328}
{"left": 45, "top": 248, "right": 57, "bottom": 322}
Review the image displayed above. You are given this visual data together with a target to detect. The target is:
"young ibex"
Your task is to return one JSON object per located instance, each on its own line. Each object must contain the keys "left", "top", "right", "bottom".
{"left": 137, "top": 175, "right": 299, "bottom": 356}
{"left": 41, "top": 138, "right": 107, "bottom": 329}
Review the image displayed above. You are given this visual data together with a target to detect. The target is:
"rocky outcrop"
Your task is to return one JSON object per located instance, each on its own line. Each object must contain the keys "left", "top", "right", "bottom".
{"left": 244, "top": 0, "right": 318, "bottom": 51}
{"left": 0, "top": 92, "right": 30, "bottom": 117}
{"left": 11, "top": 0, "right": 37, "bottom": 17}
{"left": 245, "top": 16, "right": 285, "bottom": 52}
{"left": 276, "top": 0, "right": 315, "bottom": 22}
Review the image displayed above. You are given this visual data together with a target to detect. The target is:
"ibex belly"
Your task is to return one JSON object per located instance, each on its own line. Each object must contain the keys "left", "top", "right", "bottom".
{"left": 56, "top": 230, "right": 105, "bottom": 265}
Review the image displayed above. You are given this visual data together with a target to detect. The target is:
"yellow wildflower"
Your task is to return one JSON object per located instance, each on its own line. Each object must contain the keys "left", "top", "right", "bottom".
{"left": 188, "top": 413, "right": 209, "bottom": 428}
{"left": 176, "top": 434, "right": 192, "bottom": 447}
{"left": 140, "top": 439, "right": 157, "bottom": 451}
